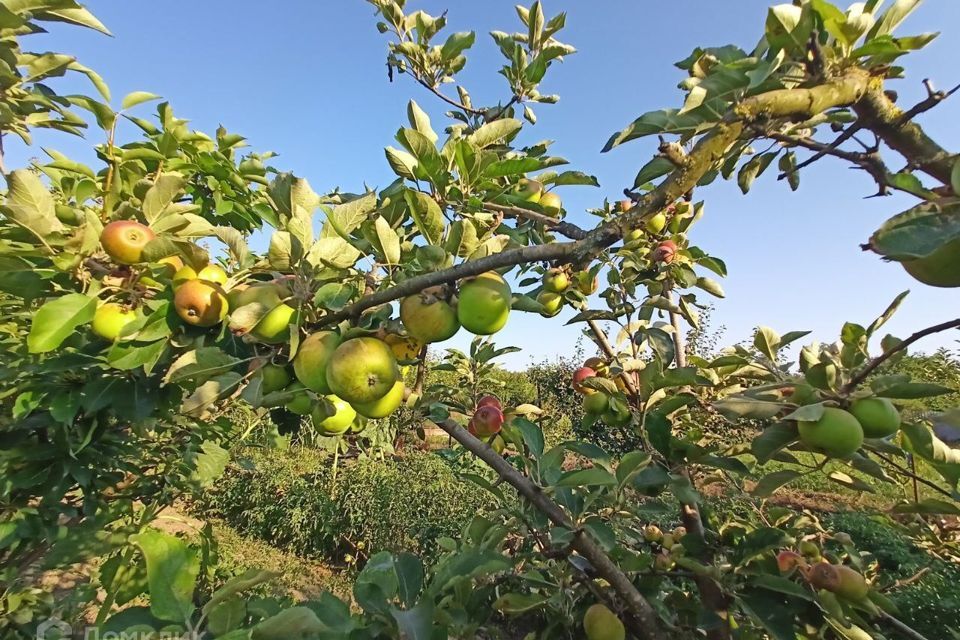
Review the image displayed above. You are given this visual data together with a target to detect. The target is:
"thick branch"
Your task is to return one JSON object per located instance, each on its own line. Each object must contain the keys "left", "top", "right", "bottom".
{"left": 841, "top": 317, "right": 960, "bottom": 394}
{"left": 436, "top": 418, "right": 665, "bottom": 640}
{"left": 854, "top": 84, "right": 956, "bottom": 186}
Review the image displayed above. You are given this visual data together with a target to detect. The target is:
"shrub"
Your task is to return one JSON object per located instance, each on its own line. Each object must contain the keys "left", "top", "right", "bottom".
{"left": 191, "top": 447, "right": 494, "bottom": 562}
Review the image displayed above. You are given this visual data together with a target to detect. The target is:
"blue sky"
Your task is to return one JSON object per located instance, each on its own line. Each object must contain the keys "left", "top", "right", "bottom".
{"left": 9, "top": 1, "right": 960, "bottom": 369}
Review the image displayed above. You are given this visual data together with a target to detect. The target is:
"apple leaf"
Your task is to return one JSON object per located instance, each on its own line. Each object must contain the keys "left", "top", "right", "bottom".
{"left": 28, "top": 293, "right": 97, "bottom": 353}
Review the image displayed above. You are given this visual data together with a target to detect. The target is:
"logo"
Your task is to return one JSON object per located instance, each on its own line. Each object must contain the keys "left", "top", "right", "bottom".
{"left": 36, "top": 618, "right": 72, "bottom": 640}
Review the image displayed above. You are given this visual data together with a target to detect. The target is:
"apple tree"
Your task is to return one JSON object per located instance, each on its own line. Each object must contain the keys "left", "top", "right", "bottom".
{"left": 1, "top": 1, "right": 959, "bottom": 639}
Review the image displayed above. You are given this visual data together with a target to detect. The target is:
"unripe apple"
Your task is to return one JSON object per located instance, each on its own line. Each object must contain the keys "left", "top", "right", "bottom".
{"left": 311, "top": 394, "right": 357, "bottom": 436}
{"left": 582, "top": 604, "right": 625, "bottom": 640}
{"left": 197, "top": 264, "right": 228, "bottom": 285}
{"left": 284, "top": 382, "right": 313, "bottom": 415}
{"left": 259, "top": 363, "right": 291, "bottom": 395}
{"left": 798, "top": 540, "right": 821, "bottom": 560}
{"left": 653, "top": 240, "right": 677, "bottom": 264}
{"left": 644, "top": 212, "right": 667, "bottom": 235}
{"left": 624, "top": 228, "right": 644, "bottom": 243}
{"left": 583, "top": 391, "right": 609, "bottom": 415}
{"left": 100, "top": 220, "right": 155, "bottom": 264}
{"left": 539, "top": 191, "right": 562, "bottom": 217}
{"left": 537, "top": 291, "right": 563, "bottom": 317}
{"left": 172, "top": 265, "right": 197, "bottom": 289}
{"left": 91, "top": 303, "right": 136, "bottom": 341}
{"left": 573, "top": 271, "right": 600, "bottom": 295}
{"left": 251, "top": 303, "right": 296, "bottom": 343}
{"left": 400, "top": 287, "right": 460, "bottom": 344}
{"left": 157, "top": 255, "right": 183, "bottom": 275}
{"left": 833, "top": 565, "right": 870, "bottom": 602}
{"left": 670, "top": 543, "right": 685, "bottom": 558}
{"left": 471, "top": 404, "right": 504, "bottom": 437}
{"left": 671, "top": 526, "right": 687, "bottom": 540}
{"left": 457, "top": 271, "right": 511, "bottom": 335}
{"left": 542, "top": 268, "right": 569, "bottom": 293}
{"left": 174, "top": 279, "right": 228, "bottom": 327}
{"left": 515, "top": 178, "right": 543, "bottom": 203}
{"left": 660, "top": 533, "right": 675, "bottom": 550}
{"left": 797, "top": 407, "right": 864, "bottom": 458}
{"left": 572, "top": 366, "right": 597, "bottom": 394}
{"left": 849, "top": 397, "right": 900, "bottom": 438}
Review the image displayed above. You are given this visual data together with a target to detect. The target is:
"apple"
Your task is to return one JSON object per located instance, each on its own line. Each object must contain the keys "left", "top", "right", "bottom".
{"left": 849, "top": 397, "right": 900, "bottom": 438}
{"left": 284, "top": 382, "right": 313, "bottom": 415}
{"left": 643, "top": 525, "right": 663, "bottom": 542}
{"left": 542, "top": 268, "right": 569, "bottom": 293}
{"left": 352, "top": 380, "right": 405, "bottom": 419}
{"left": 515, "top": 178, "right": 543, "bottom": 203}
{"left": 644, "top": 212, "right": 667, "bottom": 235}
{"left": 797, "top": 407, "right": 864, "bottom": 458}
{"left": 157, "top": 255, "right": 183, "bottom": 275}
{"left": 583, "top": 357, "right": 609, "bottom": 378}
{"left": 400, "top": 286, "right": 460, "bottom": 343}
{"left": 471, "top": 404, "right": 504, "bottom": 437}
{"left": 617, "top": 199, "right": 633, "bottom": 213}
{"left": 172, "top": 265, "right": 198, "bottom": 289}
{"left": 653, "top": 240, "right": 677, "bottom": 264}
{"left": 325, "top": 337, "right": 399, "bottom": 404}
{"left": 573, "top": 271, "right": 600, "bottom": 295}
{"left": 251, "top": 303, "right": 296, "bottom": 343}
{"left": 539, "top": 191, "right": 562, "bottom": 217}
{"left": 293, "top": 331, "right": 342, "bottom": 393}
{"left": 91, "top": 303, "right": 136, "bottom": 341}
{"left": 457, "top": 271, "right": 511, "bottom": 335}
{"left": 777, "top": 550, "right": 804, "bottom": 574}
{"left": 100, "top": 220, "right": 155, "bottom": 264}
{"left": 572, "top": 366, "right": 597, "bottom": 394}
{"left": 312, "top": 394, "right": 357, "bottom": 436}
{"left": 537, "top": 291, "right": 563, "bottom": 317}
{"left": 197, "top": 264, "right": 228, "bottom": 285}
{"left": 259, "top": 363, "right": 291, "bottom": 395}
{"left": 582, "top": 603, "right": 625, "bottom": 640}
{"left": 583, "top": 391, "right": 609, "bottom": 415}
{"left": 174, "top": 279, "right": 228, "bottom": 327}
{"left": 477, "top": 395, "right": 502, "bottom": 410}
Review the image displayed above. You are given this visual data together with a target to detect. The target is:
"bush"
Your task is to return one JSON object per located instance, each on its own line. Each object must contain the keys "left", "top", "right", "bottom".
{"left": 191, "top": 447, "right": 494, "bottom": 562}
{"left": 822, "top": 511, "right": 960, "bottom": 638}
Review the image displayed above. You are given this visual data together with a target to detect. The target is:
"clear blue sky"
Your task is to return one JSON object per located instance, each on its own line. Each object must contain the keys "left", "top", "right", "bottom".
{"left": 9, "top": 1, "right": 960, "bottom": 369}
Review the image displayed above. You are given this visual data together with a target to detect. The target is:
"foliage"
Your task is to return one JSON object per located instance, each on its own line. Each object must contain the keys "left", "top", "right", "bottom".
{"left": 0, "top": 0, "right": 959, "bottom": 638}
{"left": 192, "top": 447, "right": 494, "bottom": 562}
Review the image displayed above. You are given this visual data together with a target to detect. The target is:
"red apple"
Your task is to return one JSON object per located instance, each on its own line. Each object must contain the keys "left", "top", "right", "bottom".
{"left": 572, "top": 366, "right": 597, "bottom": 394}
{"left": 471, "top": 405, "right": 504, "bottom": 437}
{"left": 477, "top": 395, "right": 502, "bottom": 410}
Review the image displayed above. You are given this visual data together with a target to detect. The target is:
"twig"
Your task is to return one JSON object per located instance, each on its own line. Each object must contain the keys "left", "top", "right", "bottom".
{"left": 842, "top": 317, "right": 960, "bottom": 394}
{"left": 879, "top": 611, "right": 933, "bottom": 640}
{"left": 436, "top": 418, "right": 666, "bottom": 640}
{"left": 871, "top": 450, "right": 954, "bottom": 501}
{"left": 482, "top": 202, "right": 589, "bottom": 240}
{"left": 789, "top": 122, "right": 865, "bottom": 173}
{"left": 895, "top": 80, "right": 960, "bottom": 127}
{"left": 586, "top": 318, "right": 643, "bottom": 402}
{"left": 887, "top": 566, "right": 931, "bottom": 591}
{"left": 412, "top": 75, "right": 483, "bottom": 116}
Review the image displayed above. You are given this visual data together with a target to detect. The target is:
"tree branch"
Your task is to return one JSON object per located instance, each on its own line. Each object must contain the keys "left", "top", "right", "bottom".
{"left": 841, "top": 317, "right": 960, "bottom": 394}
{"left": 871, "top": 450, "right": 954, "bottom": 501}
{"left": 854, "top": 84, "right": 957, "bottom": 187}
{"left": 483, "top": 202, "right": 589, "bottom": 240}
{"left": 435, "top": 418, "right": 666, "bottom": 640}
{"left": 586, "top": 318, "right": 643, "bottom": 403}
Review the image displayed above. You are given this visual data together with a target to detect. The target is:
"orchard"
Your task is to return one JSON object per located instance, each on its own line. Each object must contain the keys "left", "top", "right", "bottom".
{"left": 1, "top": 1, "right": 959, "bottom": 639}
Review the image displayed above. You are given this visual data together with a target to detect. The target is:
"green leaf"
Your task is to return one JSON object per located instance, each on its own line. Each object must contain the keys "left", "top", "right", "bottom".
{"left": 876, "top": 382, "right": 953, "bottom": 399}
{"left": 143, "top": 173, "right": 186, "bottom": 222}
{"left": 753, "top": 326, "right": 780, "bottom": 360}
{"left": 4, "top": 169, "right": 63, "bottom": 236}
{"left": 121, "top": 91, "right": 161, "bottom": 110}
{"left": 181, "top": 372, "right": 244, "bottom": 417}
{"left": 130, "top": 530, "right": 199, "bottom": 623}
{"left": 327, "top": 191, "right": 376, "bottom": 238}
{"left": 394, "top": 552, "right": 424, "bottom": 608}
{"left": 869, "top": 201, "right": 960, "bottom": 260}
{"left": 603, "top": 99, "right": 726, "bottom": 151}
{"left": 165, "top": 347, "right": 240, "bottom": 385}
{"left": 632, "top": 156, "right": 675, "bottom": 189}
{"left": 714, "top": 398, "right": 785, "bottom": 421}
{"left": 891, "top": 499, "right": 960, "bottom": 515}
{"left": 751, "top": 469, "right": 802, "bottom": 497}
{"left": 546, "top": 171, "right": 599, "bottom": 187}
{"left": 204, "top": 570, "right": 277, "bottom": 615}
{"left": 391, "top": 601, "right": 433, "bottom": 640}
{"left": 252, "top": 607, "right": 325, "bottom": 640}
{"left": 373, "top": 216, "right": 401, "bottom": 264}
{"left": 867, "top": 0, "right": 921, "bottom": 40}
{"left": 751, "top": 574, "right": 814, "bottom": 601}
{"left": 467, "top": 118, "right": 522, "bottom": 148}
{"left": 555, "top": 467, "right": 616, "bottom": 488}
{"left": 782, "top": 402, "right": 826, "bottom": 422}
{"left": 106, "top": 339, "right": 167, "bottom": 373}
{"left": 403, "top": 190, "right": 445, "bottom": 245}
{"left": 190, "top": 441, "right": 230, "bottom": 488}
{"left": 28, "top": 293, "right": 96, "bottom": 353}
{"left": 494, "top": 592, "right": 550, "bottom": 614}
{"left": 406, "top": 99, "right": 437, "bottom": 143}
{"left": 385, "top": 146, "right": 419, "bottom": 180}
